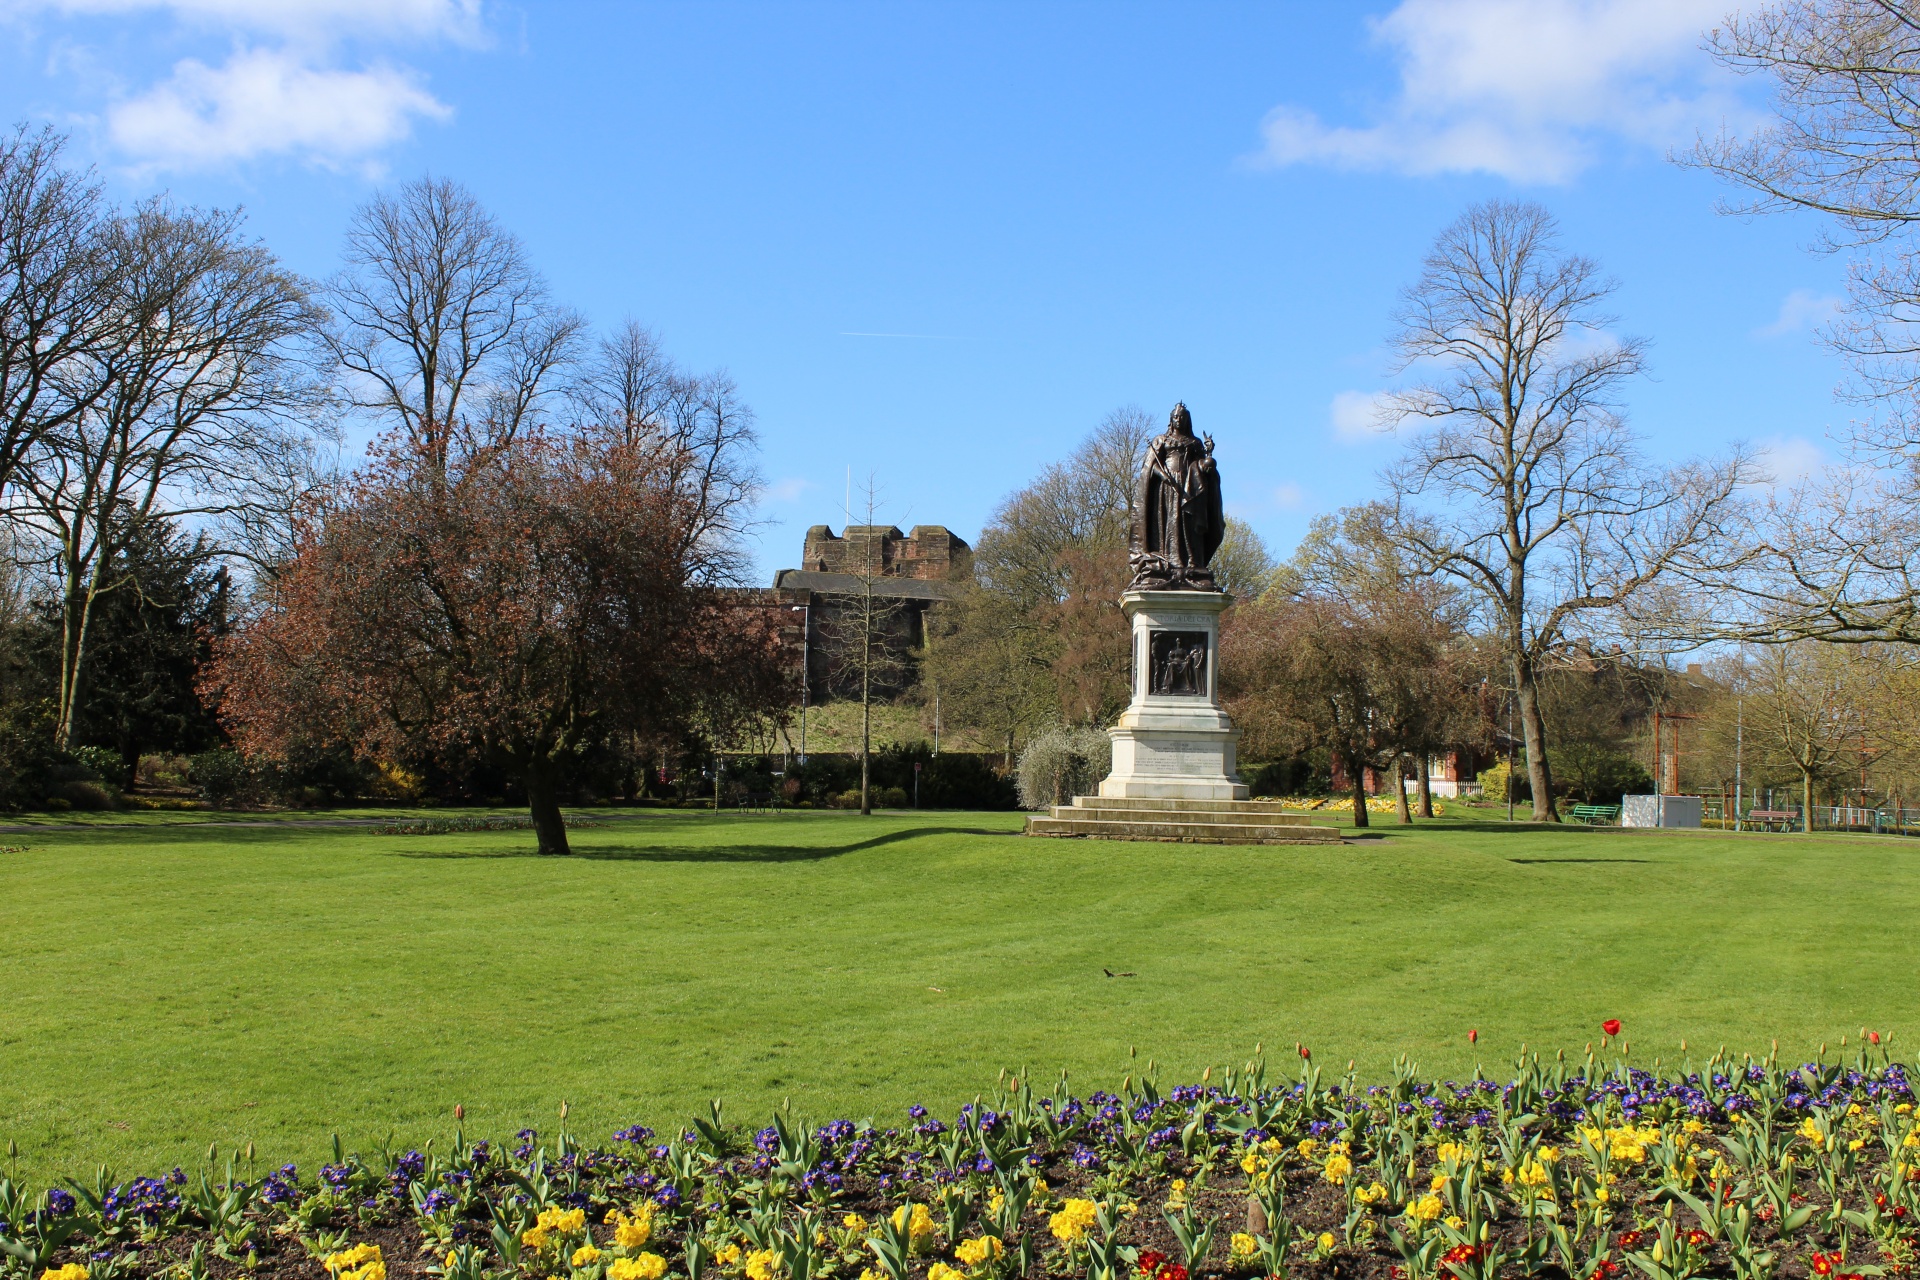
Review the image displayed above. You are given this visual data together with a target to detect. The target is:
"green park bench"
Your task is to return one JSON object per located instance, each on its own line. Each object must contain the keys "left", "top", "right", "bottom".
{"left": 1568, "top": 804, "right": 1620, "bottom": 825}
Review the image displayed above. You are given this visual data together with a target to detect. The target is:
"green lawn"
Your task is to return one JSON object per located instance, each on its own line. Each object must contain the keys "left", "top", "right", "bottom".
{"left": 0, "top": 809, "right": 1911, "bottom": 1184}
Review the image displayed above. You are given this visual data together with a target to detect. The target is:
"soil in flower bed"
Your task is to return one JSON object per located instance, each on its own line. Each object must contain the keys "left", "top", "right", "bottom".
{"left": 8, "top": 1050, "right": 1914, "bottom": 1280}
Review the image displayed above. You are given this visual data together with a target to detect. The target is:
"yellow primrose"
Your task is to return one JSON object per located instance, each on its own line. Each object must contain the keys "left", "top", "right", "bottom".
{"left": 607, "top": 1259, "right": 665, "bottom": 1280}
{"left": 1435, "top": 1142, "right": 1467, "bottom": 1164}
{"left": 1297, "top": 1138, "right": 1322, "bottom": 1160}
{"left": 608, "top": 1206, "right": 654, "bottom": 1249}
{"left": 42, "top": 1267, "right": 89, "bottom": 1280}
{"left": 954, "top": 1237, "right": 1003, "bottom": 1267}
{"left": 1318, "top": 1233, "right": 1337, "bottom": 1251}
{"left": 1229, "top": 1234, "right": 1258, "bottom": 1259}
{"left": 715, "top": 1245, "right": 743, "bottom": 1267}
{"left": 1355, "top": 1182, "right": 1388, "bottom": 1206}
{"left": 325, "top": 1246, "right": 382, "bottom": 1275}
{"left": 843, "top": 1214, "right": 870, "bottom": 1234}
{"left": 572, "top": 1246, "right": 603, "bottom": 1268}
{"left": 927, "top": 1266, "right": 964, "bottom": 1280}
{"left": 1323, "top": 1153, "right": 1353, "bottom": 1185}
{"left": 890, "top": 1203, "right": 936, "bottom": 1248}
{"left": 1444, "top": 1216, "right": 1464, "bottom": 1231}
{"left": 745, "top": 1250, "right": 779, "bottom": 1280}
{"left": 1408, "top": 1194, "right": 1443, "bottom": 1222}
{"left": 1048, "top": 1199, "right": 1098, "bottom": 1243}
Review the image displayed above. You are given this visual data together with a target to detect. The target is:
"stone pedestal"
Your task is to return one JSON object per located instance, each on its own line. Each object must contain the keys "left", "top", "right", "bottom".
{"left": 1098, "top": 589, "right": 1248, "bottom": 801}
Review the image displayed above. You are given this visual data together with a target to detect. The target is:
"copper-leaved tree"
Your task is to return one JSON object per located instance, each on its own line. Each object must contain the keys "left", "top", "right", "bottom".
{"left": 207, "top": 425, "right": 786, "bottom": 855}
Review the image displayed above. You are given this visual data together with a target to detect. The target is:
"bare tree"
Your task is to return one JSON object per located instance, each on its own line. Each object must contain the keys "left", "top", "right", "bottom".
{"left": 1679, "top": 4, "right": 1920, "bottom": 644}
{"left": 325, "top": 177, "right": 584, "bottom": 466}
{"left": 1223, "top": 589, "right": 1462, "bottom": 828}
{"left": 1738, "top": 641, "right": 1888, "bottom": 832}
{"left": 11, "top": 203, "right": 318, "bottom": 748}
{"left": 571, "top": 319, "right": 675, "bottom": 441}
{"left": 1380, "top": 200, "right": 1751, "bottom": 820}
{"left": 917, "top": 406, "right": 1154, "bottom": 753}
{"left": 818, "top": 480, "right": 911, "bottom": 815}
{"left": 0, "top": 125, "right": 121, "bottom": 499}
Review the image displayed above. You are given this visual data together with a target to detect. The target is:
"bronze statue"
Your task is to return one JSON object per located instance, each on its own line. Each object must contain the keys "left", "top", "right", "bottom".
{"left": 1129, "top": 402, "right": 1225, "bottom": 591}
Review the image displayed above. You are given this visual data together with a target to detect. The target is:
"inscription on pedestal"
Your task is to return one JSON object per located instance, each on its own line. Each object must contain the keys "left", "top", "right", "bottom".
{"left": 1148, "top": 631, "right": 1209, "bottom": 696}
{"left": 1135, "top": 739, "right": 1216, "bottom": 774}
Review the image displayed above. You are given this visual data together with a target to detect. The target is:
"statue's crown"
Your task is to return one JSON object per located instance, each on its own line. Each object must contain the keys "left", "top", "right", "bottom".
{"left": 1169, "top": 402, "right": 1192, "bottom": 434}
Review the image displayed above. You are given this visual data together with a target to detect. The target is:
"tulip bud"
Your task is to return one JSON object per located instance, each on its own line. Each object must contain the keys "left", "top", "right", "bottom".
{"left": 1871, "top": 1031, "right": 1883, "bottom": 1045}
{"left": 455, "top": 1104, "right": 465, "bottom": 1122}
{"left": 1468, "top": 1029, "right": 1478, "bottom": 1044}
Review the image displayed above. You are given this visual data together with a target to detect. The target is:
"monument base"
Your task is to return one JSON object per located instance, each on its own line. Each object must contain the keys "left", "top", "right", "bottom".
{"left": 1096, "top": 589, "right": 1248, "bottom": 801}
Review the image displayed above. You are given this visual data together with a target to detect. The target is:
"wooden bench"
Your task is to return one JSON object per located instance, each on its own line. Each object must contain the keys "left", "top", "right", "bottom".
{"left": 1567, "top": 804, "right": 1620, "bottom": 825}
{"left": 1745, "top": 809, "right": 1797, "bottom": 832}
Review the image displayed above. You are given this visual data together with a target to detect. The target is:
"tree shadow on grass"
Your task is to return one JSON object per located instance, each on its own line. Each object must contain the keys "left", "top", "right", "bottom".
{"left": 387, "top": 826, "right": 1008, "bottom": 863}
{"left": 1507, "top": 857, "right": 1654, "bottom": 865}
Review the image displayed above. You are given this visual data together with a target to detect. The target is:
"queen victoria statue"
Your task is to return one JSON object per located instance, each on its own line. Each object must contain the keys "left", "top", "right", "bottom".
{"left": 1129, "top": 402, "right": 1225, "bottom": 592}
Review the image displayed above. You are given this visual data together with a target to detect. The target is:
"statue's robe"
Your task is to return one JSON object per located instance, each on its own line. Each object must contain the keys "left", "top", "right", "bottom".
{"left": 1133, "top": 430, "right": 1224, "bottom": 587}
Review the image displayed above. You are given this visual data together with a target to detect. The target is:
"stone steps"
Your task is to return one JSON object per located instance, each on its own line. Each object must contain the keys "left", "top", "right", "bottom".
{"left": 1025, "top": 797, "right": 1341, "bottom": 845}
{"left": 1072, "top": 797, "right": 1318, "bottom": 821}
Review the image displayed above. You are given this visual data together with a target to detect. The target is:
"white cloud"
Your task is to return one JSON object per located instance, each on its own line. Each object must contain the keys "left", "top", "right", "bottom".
{"left": 1256, "top": 0, "right": 1743, "bottom": 183}
{"left": 109, "top": 48, "right": 450, "bottom": 169}
{"left": 1754, "top": 434, "right": 1828, "bottom": 488}
{"left": 9, "top": 0, "right": 481, "bottom": 41}
{"left": 6, "top": 0, "right": 477, "bottom": 170}
{"left": 1755, "top": 289, "right": 1844, "bottom": 338}
{"left": 1330, "top": 388, "right": 1397, "bottom": 443}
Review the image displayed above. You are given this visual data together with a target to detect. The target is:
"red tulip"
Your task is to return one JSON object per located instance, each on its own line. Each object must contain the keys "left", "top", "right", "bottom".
{"left": 1468, "top": 1029, "right": 1478, "bottom": 1044}
{"left": 1602, "top": 1019, "right": 1622, "bottom": 1037}
{"left": 1870, "top": 1030, "right": 1882, "bottom": 1045}
{"left": 1299, "top": 1044, "right": 1311, "bottom": 1060}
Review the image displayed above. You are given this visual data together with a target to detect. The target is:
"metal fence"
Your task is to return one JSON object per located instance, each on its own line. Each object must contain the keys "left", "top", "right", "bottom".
{"left": 1691, "top": 797, "right": 1920, "bottom": 834}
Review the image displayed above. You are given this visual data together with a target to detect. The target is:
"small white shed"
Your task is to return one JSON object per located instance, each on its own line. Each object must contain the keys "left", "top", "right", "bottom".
{"left": 1622, "top": 795, "right": 1702, "bottom": 828}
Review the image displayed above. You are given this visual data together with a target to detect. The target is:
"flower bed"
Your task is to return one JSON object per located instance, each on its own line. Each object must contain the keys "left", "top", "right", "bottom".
{"left": 2, "top": 1042, "right": 1913, "bottom": 1280}
{"left": 1258, "top": 797, "right": 1449, "bottom": 817}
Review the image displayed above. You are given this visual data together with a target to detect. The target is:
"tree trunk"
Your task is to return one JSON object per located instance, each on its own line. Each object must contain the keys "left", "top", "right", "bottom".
{"left": 525, "top": 762, "right": 570, "bottom": 856}
{"left": 1417, "top": 755, "right": 1434, "bottom": 818}
{"left": 860, "top": 669, "right": 872, "bottom": 816}
{"left": 54, "top": 567, "right": 103, "bottom": 752}
{"left": 1803, "top": 768, "right": 1815, "bottom": 837}
{"left": 1514, "top": 657, "right": 1559, "bottom": 822}
{"left": 1351, "top": 768, "right": 1369, "bottom": 828}
{"left": 1394, "top": 757, "right": 1413, "bottom": 824}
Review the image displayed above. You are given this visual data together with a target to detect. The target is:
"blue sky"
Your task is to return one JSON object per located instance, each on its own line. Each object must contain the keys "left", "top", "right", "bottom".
{"left": 0, "top": 0, "right": 1855, "bottom": 582}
